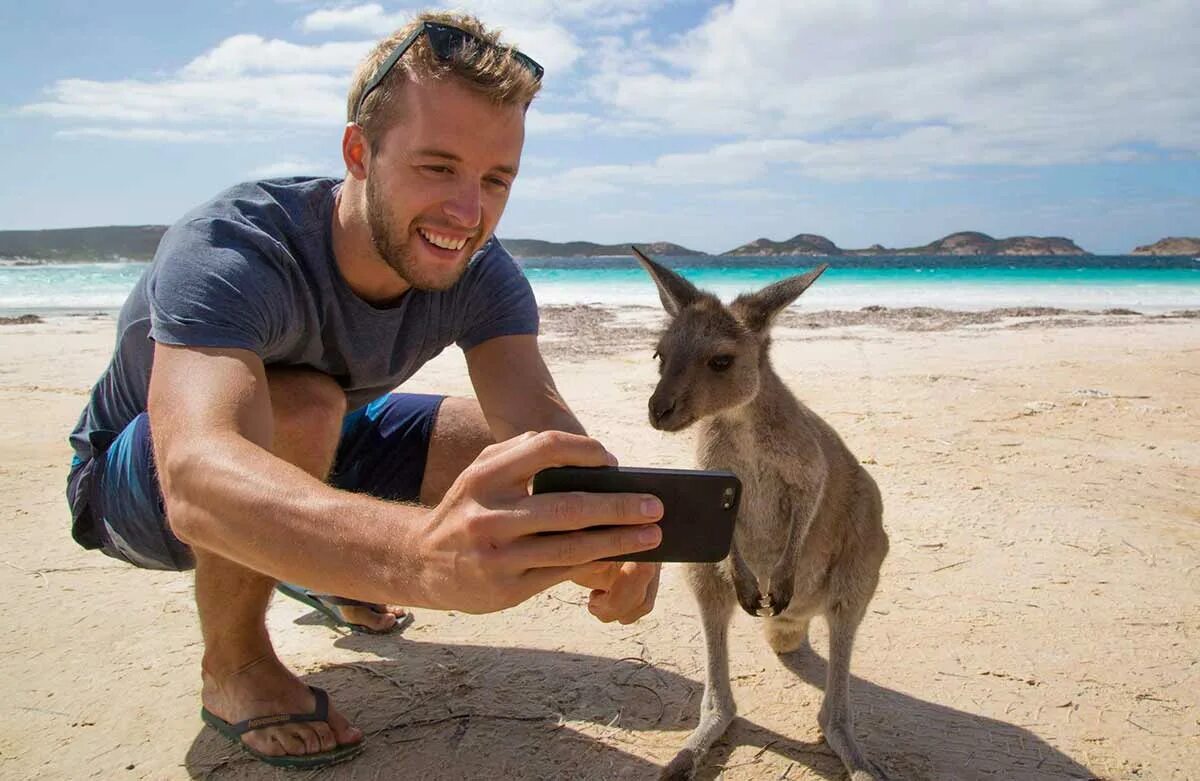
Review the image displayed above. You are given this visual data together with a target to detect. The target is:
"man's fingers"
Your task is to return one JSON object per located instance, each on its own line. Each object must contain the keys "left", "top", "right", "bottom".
{"left": 588, "top": 562, "right": 659, "bottom": 623}
{"left": 509, "top": 523, "right": 662, "bottom": 569}
{"left": 481, "top": 430, "right": 617, "bottom": 488}
{"left": 570, "top": 562, "right": 619, "bottom": 591}
{"left": 511, "top": 490, "right": 663, "bottom": 536}
{"left": 519, "top": 562, "right": 607, "bottom": 599}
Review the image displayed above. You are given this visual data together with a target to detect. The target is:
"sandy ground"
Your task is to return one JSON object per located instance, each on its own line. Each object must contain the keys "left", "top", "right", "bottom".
{"left": 0, "top": 307, "right": 1197, "bottom": 780}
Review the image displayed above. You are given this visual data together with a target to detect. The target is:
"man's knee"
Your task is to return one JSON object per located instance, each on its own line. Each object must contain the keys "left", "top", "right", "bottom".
{"left": 266, "top": 369, "right": 347, "bottom": 462}
{"left": 268, "top": 369, "right": 345, "bottom": 427}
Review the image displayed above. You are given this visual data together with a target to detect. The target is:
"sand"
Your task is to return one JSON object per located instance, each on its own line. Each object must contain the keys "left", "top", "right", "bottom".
{"left": 0, "top": 307, "right": 1197, "bottom": 780}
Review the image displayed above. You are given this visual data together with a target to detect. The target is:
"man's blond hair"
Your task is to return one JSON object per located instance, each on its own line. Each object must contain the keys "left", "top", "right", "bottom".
{"left": 347, "top": 11, "right": 542, "bottom": 144}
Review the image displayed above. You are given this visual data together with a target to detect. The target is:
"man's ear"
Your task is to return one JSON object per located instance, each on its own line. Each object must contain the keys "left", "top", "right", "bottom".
{"left": 342, "top": 123, "right": 369, "bottom": 180}
{"left": 631, "top": 246, "right": 700, "bottom": 317}
{"left": 732, "top": 264, "right": 828, "bottom": 332}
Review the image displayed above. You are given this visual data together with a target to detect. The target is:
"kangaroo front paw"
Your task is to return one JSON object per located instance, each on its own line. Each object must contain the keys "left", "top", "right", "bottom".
{"left": 660, "top": 749, "right": 698, "bottom": 780}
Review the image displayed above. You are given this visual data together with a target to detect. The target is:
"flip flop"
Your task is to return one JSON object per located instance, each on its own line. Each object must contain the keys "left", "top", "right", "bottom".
{"left": 200, "top": 685, "right": 365, "bottom": 770}
{"left": 275, "top": 582, "right": 414, "bottom": 635}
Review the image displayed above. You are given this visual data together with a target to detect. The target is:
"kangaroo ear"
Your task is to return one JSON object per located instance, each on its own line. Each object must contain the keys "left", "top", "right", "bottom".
{"left": 631, "top": 246, "right": 700, "bottom": 317}
{"left": 732, "top": 263, "right": 828, "bottom": 332}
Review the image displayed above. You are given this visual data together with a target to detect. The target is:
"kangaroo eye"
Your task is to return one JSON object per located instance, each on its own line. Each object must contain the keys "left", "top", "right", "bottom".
{"left": 708, "top": 355, "right": 734, "bottom": 372}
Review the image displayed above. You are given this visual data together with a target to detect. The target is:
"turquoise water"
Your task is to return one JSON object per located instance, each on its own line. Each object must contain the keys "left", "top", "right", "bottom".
{"left": 2, "top": 256, "right": 1198, "bottom": 314}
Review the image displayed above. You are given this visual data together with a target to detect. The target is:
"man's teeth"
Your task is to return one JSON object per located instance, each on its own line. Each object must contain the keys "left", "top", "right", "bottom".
{"left": 419, "top": 229, "right": 467, "bottom": 251}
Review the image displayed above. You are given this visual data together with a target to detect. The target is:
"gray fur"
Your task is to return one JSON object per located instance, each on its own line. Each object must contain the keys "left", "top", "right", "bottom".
{"left": 632, "top": 247, "right": 890, "bottom": 781}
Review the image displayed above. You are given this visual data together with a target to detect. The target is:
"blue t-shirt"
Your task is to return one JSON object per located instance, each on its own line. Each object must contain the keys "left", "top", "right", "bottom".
{"left": 69, "top": 176, "right": 538, "bottom": 462}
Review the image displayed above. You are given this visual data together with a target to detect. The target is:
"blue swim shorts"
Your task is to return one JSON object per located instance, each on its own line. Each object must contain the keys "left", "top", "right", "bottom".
{"left": 66, "top": 393, "right": 446, "bottom": 571}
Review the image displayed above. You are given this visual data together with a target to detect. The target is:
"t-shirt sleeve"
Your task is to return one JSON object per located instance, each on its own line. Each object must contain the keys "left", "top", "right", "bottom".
{"left": 454, "top": 241, "right": 540, "bottom": 351}
{"left": 147, "top": 217, "right": 299, "bottom": 356}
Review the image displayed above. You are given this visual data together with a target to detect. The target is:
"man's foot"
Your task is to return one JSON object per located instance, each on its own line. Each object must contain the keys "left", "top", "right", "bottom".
{"left": 275, "top": 583, "right": 413, "bottom": 634}
{"left": 201, "top": 655, "right": 362, "bottom": 760}
{"left": 338, "top": 602, "right": 409, "bottom": 632}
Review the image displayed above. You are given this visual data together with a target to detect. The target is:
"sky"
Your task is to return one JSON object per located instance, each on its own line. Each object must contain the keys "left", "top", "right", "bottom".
{"left": 2, "top": 0, "right": 1198, "bottom": 254}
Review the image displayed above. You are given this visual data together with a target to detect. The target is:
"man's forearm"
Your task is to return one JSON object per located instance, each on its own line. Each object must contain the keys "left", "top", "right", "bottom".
{"left": 162, "top": 432, "right": 427, "bottom": 606}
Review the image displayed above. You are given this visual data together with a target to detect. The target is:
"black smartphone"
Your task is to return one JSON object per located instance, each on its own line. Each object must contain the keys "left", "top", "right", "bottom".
{"left": 530, "top": 465, "right": 742, "bottom": 562}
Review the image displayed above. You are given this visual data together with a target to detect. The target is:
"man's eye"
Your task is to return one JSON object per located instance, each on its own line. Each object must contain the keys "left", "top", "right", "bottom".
{"left": 424, "top": 165, "right": 452, "bottom": 174}
{"left": 486, "top": 177, "right": 511, "bottom": 191}
{"left": 708, "top": 355, "right": 733, "bottom": 372}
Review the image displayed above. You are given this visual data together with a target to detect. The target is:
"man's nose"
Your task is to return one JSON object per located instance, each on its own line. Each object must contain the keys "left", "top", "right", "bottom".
{"left": 443, "top": 180, "right": 482, "bottom": 228}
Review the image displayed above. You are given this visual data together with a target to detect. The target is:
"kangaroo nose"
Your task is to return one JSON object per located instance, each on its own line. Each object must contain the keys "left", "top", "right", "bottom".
{"left": 649, "top": 396, "right": 675, "bottom": 426}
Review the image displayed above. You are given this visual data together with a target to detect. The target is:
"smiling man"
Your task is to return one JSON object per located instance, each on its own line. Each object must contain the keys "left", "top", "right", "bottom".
{"left": 65, "top": 12, "right": 662, "bottom": 770}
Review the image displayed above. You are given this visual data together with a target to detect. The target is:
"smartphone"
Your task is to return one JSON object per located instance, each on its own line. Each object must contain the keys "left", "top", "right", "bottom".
{"left": 530, "top": 465, "right": 741, "bottom": 562}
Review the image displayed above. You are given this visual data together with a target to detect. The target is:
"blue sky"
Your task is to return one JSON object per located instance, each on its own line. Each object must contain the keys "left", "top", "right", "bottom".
{"left": 3, "top": 0, "right": 1197, "bottom": 254}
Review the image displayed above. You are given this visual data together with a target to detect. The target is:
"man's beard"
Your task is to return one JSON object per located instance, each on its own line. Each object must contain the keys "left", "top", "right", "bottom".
{"left": 365, "top": 175, "right": 474, "bottom": 292}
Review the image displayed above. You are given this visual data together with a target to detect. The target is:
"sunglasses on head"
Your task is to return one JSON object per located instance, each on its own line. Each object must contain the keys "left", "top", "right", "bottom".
{"left": 353, "top": 20, "right": 545, "bottom": 124}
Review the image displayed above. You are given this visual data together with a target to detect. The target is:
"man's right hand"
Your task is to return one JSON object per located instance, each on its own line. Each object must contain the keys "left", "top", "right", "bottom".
{"left": 409, "top": 430, "right": 664, "bottom": 614}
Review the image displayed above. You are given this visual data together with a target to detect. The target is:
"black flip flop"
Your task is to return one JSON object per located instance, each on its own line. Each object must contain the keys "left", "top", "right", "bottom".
{"left": 275, "top": 582, "right": 414, "bottom": 635}
{"left": 200, "top": 685, "right": 364, "bottom": 770}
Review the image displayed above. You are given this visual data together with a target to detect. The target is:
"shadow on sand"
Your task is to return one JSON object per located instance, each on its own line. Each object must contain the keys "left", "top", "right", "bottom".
{"left": 184, "top": 631, "right": 1098, "bottom": 780}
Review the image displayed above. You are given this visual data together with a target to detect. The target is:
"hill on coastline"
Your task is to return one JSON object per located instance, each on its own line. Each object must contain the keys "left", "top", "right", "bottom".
{"left": 1131, "top": 237, "right": 1200, "bottom": 256}
{"left": 498, "top": 239, "right": 704, "bottom": 258}
{"left": 4, "top": 226, "right": 1194, "bottom": 260}
{"left": 722, "top": 231, "right": 1089, "bottom": 256}
{"left": 0, "top": 226, "right": 167, "bottom": 262}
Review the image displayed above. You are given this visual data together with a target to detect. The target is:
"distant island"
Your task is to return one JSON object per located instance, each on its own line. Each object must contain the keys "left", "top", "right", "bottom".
{"left": 2, "top": 226, "right": 1196, "bottom": 261}
{"left": 1131, "top": 237, "right": 1200, "bottom": 256}
{"left": 498, "top": 239, "right": 705, "bottom": 258}
{"left": 722, "top": 231, "right": 1088, "bottom": 256}
{"left": 0, "top": 226, "right": 167, "bottom": 262}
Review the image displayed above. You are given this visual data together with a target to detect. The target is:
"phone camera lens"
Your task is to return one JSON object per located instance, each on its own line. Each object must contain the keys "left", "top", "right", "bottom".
{"left": 721, "top": 486, "right": 735, "bottom": 509}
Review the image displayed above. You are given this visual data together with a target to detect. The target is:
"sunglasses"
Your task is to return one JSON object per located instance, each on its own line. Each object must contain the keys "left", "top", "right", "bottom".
{"left": 353, "top": 21, "right": 545, "bottom": 124}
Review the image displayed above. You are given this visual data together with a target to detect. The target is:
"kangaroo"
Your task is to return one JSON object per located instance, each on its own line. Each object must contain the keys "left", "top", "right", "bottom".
{"left": 631, "top": 247, "right": 890, "bottom": 781}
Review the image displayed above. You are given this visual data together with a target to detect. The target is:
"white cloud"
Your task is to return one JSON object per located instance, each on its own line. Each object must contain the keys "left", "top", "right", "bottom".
{"left": 525, "top": 109, "right": 594, "bottom": 133}
{"left": 22, "top": 0, "right": 1199, "bottom": 188}
{"left": 297, "top": 3, "right": 606, "bottom": 74}
{"left": 182, "top": 35, "right": 371, "bottom": 77}
{"left": 517, "top": 130, "right": 969, "bottom": 199}
{"left": 300, "top": 3, "right": 408, "bottom": 34}
{"left": 589, "top": 0, "right": 1200, "bottom": 166}
{"left": 248, "top": 158, "right": 338, "bottom": 178}
{"left": 55, "top": 127, "right": 236, "bottom": 143}
{"left": 22, "top": 74, "right": 347, "bottom": 126}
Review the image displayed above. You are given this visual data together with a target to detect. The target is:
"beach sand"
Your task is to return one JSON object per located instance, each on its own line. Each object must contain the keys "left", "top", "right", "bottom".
{"left": 1, "top": 308, "right": 1197, "bottom": 780}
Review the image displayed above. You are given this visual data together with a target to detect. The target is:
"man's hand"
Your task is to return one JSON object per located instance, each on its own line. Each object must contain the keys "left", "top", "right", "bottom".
{"left": 572, "top": 561, "right": 661, "bottom": 624}
{"left": 408, "top": 430, "right": 664, "bottom": 614}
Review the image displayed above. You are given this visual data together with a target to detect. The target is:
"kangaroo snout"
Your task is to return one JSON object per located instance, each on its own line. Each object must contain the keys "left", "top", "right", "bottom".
{"left": 648, "top": 393, "right": 675, "bottom": 428}
{"left": 649, "top": 389, "right": 692, "bottom": 431}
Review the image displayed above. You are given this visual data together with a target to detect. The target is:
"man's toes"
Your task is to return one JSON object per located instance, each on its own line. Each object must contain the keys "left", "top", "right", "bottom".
{"left": 327, "top": 707, "right": 364, "bottom": 745}
{"left": 293, "top": 726, "right": 322, "bottom": 755}
{"left": 340, "top": 604, "right": 400, "bottom": 631}
{"left": 312, "top": 721, "right": 337, "bottom": 752}
{"left": 268, "top": 728, "right": 308, "bottom": 756}
{"left": 241, "top": 730, "right": 286, "bottom": 757}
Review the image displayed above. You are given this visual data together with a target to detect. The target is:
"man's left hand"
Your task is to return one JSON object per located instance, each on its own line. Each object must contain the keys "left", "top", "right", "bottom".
{"left": 572, "top": 561, "right": 661, "bottom": 624}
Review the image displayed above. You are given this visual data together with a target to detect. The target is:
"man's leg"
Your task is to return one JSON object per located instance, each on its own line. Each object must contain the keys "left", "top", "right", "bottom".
{"left": 199, "top": 392, "right": 492, "bottom": 755}
{"left": 195, "top": 369, "right": 361, "bottom": 757}
{"left": 331, "top": 396, "right": 492, "bottom": 628}
{"left": 419, "top": 396, "right": 494, "bottom": 505}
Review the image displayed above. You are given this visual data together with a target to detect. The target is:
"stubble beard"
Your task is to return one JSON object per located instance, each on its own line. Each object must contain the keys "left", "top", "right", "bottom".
{"left": 365, "top": 175, "right": 478, "bottom": 293}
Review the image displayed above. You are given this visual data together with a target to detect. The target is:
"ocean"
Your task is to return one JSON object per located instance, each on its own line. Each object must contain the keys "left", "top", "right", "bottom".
{"left": 2, "top": 255, "right": 1198, "bottom": 316}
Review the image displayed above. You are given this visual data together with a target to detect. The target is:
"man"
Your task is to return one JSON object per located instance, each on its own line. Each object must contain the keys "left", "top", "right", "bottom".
{"left": 66, "top": 12, "right": 662, "bottom": 769}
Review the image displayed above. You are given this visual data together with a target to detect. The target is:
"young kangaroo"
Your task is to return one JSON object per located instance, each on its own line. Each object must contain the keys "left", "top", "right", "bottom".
{"left": 631, "top": 248, "right": 889, "bottom": 781}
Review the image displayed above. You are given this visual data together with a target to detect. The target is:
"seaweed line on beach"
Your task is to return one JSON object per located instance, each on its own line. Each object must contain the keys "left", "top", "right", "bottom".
{"left": 537, "top": 304, "right": 1200, "bottom": 361}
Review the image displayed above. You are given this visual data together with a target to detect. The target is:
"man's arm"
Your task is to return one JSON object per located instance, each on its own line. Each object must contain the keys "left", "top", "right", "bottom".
{"left": 150, "top": 343, "right": 424, "bottom": 602}
{"left": 465, "top": 333, "right": 585, "bottom": 439}
{"left": 150, "top": 341, "right": 663, "bottom": 613}
{"left": 465, "top": 334, "right": 662, "bottom": 624}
